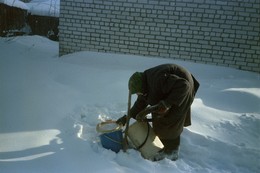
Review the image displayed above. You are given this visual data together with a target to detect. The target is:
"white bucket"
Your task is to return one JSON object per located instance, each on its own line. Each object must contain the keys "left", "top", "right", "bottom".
{"left": 128, "top": 121, "right": 164, "bottom": 160}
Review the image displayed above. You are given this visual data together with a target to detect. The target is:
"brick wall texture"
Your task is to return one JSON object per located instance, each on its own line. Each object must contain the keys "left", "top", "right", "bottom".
{"left": 59, "top": 0, "right": 260, "bottom": 73}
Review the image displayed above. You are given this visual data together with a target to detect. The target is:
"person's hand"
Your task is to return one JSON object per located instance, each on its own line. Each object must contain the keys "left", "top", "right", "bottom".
{"left": 116, "top": 115, "right": 127, "bottom": 126}
{"left": 155, "top": 101, "right": 171, "bottom": 115}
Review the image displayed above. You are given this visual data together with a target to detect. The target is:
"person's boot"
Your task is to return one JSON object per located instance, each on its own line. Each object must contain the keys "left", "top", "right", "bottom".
{"left": 153, "top": 137, "right": 180, "bottom": 161}
{"left": 153, "top": 147, "right": 179, "bottom": 161}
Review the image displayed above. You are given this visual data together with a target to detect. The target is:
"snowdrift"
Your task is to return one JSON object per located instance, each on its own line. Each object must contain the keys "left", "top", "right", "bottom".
{"left": 0, "top": 36, "right": 259, "bottom": 173}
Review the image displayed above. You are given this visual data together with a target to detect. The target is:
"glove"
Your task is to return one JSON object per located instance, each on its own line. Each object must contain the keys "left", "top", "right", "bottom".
{"left": 155, "top": 101, "right": 171, "bottom": 115}
{"left": 116, "top": 115, "right": 127, "bottom": 126}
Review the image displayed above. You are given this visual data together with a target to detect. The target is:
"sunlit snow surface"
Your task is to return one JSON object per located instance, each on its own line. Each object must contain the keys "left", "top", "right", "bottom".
{"left": 0, "top": 36, "right": 259, "bottom": 173}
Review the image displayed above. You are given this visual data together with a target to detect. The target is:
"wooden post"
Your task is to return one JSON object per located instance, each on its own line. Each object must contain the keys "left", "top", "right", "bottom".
{"left": 123, "top": 91, "right": 131, "bottom": 152}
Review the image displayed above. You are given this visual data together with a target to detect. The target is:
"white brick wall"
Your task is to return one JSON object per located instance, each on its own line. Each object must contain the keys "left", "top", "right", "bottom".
{"left": 59, "top": 0, "right": 260, "bottom": 73}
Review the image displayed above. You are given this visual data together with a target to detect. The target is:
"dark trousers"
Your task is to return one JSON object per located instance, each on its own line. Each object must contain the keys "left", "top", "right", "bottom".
{"left": 160, "top": 136, "right": 180, "bottom": 152}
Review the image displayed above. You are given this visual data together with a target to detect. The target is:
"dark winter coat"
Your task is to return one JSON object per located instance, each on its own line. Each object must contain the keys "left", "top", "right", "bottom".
{"left": 130, "top": 64, "right": 200, "bottom": 140}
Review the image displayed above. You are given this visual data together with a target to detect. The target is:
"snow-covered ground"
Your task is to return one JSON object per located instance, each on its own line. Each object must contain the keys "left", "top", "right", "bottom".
{"left": 0, "top": 36, "right": 259, "bottom": 173}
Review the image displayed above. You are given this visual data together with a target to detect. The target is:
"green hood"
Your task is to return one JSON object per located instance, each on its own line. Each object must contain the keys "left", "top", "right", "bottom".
{"left": 128, "top": 72, "right": 143, "bottom": 94}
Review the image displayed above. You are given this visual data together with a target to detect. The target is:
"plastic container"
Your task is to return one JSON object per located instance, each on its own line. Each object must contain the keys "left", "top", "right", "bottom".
{"left": 96, "top": 121, "right": 123, "bottom": 153}
{"left": 128, "top": 121, "right": 164, "bottom": 160}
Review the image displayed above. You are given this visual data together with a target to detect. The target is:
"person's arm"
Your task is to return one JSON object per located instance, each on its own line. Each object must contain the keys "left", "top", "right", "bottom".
{"left": 116, "top": 95, "right": 148, "bottom": 125}
{"left": 130, "top": 95, "right": 148, "bottom": 119}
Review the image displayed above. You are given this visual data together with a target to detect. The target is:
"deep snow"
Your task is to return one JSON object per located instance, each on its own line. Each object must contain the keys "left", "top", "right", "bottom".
{"left": 0, "top": 36, "right": 259, "bottom": 173}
